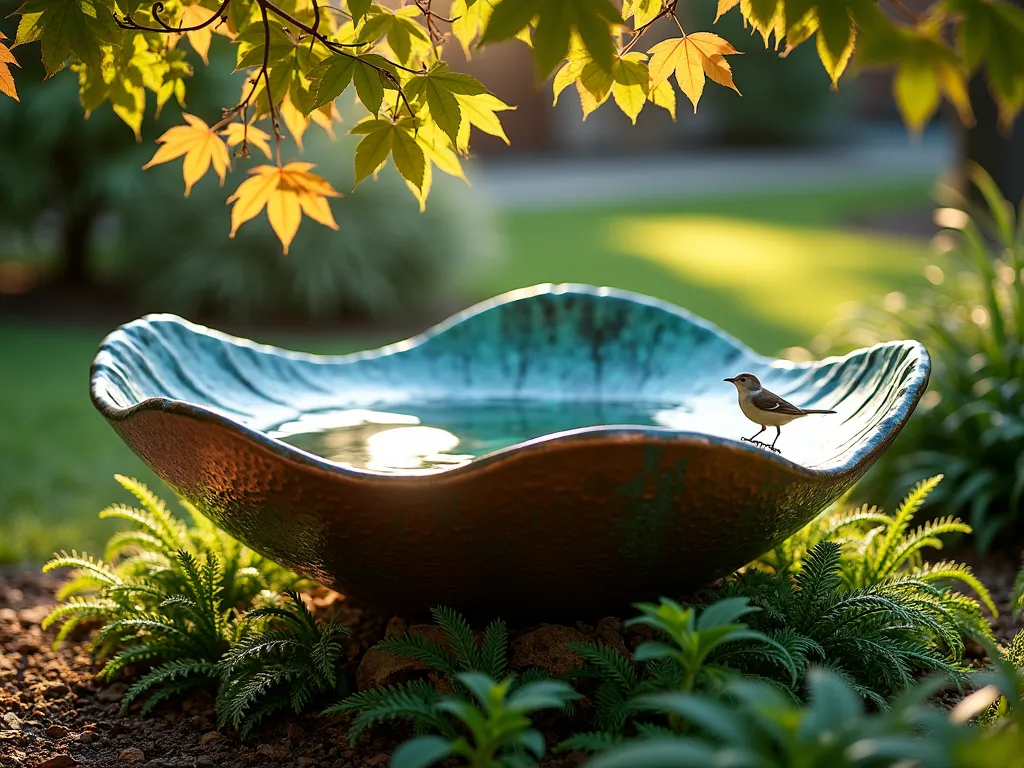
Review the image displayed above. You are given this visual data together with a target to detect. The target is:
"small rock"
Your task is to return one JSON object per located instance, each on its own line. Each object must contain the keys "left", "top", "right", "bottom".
{"left": 285, "top": 722, "right": 305, "bottom": 742}
{"left": 17, "top": 605, "right": 51, "bottom": 626}
{"left": 200, "top": 731, "right": 222, "bottom": 746}
{"left": 15, "top": 638, "right": 40, "bottom": 654}
{"left": 383, "top": 616, "right": 408, "bottom": 639}
{"left": 3, "top": 588, "right": 24, "bottom": 605}
{"left": 37, "top": 756, "right": 76, "bottom": 768}
{"left": 2, "top": 712, "right": 21, "bottom": 730}
{"left": 78, "top": 732, "right": 97, "bottom": 744}
{"left": 119, "top": 747, "right": 146, "bottom": 764}
{"left": 594, "top": 617, "right": 630, "bottom": 656}
{"left": 356, "top": 625, "right": 450, "bottom": 690}
{"left": 44, "top": 684, "right": 70, "bottom": 700}
{"left": 365, "top": 755, "right": 389, "bottom": 767}
{"left": 0, "top": 608, "right": 18, "bottom": 623}
{"left": 297, "top": 758, "right": 315, "bottom": 768}
{"left": 509, "top": 625, "right": 589, "bottom": 677}
{"left": 46, "top": 724, "right": 69, "bottom": 739}
{"left": 256, "top": 743, "right": 289, "bottom": 760}
{"left": 97, "top": 683, "right": 127, "bottom": 703}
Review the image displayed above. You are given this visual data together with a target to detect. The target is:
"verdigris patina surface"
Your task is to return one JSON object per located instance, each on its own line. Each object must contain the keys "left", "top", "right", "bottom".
{"left": 90, "top": 284, "right": 929, "bottom": 619}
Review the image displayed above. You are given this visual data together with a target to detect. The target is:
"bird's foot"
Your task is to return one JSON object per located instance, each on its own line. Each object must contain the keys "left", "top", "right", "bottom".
{"left": 768, "top": 445, "right": 781, "bottom": 454}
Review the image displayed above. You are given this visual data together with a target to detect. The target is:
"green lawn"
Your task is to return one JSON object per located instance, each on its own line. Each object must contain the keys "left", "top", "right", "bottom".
{"left": 0, "top": 180, "right": 936, "bottom": 563}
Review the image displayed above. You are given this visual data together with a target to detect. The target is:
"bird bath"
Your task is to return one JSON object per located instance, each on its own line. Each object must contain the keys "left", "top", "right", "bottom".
{"left": 90, "top": 284, "right": 929, "bottom": 620}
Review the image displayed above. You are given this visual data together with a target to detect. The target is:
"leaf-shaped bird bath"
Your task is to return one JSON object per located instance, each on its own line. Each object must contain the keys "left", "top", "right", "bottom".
{"left": 90, "top": 284, "right": 929, "bottom": 619}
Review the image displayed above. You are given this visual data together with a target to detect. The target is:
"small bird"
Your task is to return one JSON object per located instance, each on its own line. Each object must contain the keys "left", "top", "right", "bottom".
{"left": 724, "top": 373, "right": 836, "bottom": 453}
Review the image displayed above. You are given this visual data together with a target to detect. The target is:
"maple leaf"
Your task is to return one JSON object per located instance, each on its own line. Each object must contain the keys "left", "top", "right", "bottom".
{"left": 356, "top": 5, "right": 432, "bottom": 66}
{"left": 17, "top": 0, "right": 121, "bottom": 76}
{"left": 227, "top": 162, "right": 341, "bottom": 255}
{"left": 350, "top": 117, "right": 426, "bottom": 194}
{"left": 142, "top": 113, "right": 231, "bottom": 196}
{"left": 648, "top": 33, "right": 740, "bottom": 112}
{"left": 173, "top": 3, "right": 230, "bottom": 66}
{"left": 405, "top": 63, "right": 489, "bottom": 146}
{"left": 455, "top": 91, "right": 514, "bottom": 151}
{"left": 480, "top": 0, "right": 622, "bottom": 77}
{"left": 221, "top": 122, "right": 273, "bottom": 160}
{"left": 450, "top": 0, "right": 498, "bottom": 58}
{"left": 0, "top": 32, "right": 19, "bottom": 102}
{"left": 622, "top": 0, "right": 663, "bottom": 28}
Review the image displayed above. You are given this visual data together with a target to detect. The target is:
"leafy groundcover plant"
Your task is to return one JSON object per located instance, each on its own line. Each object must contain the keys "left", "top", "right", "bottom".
{"left": 819, "top": 165, "right": 1024, "bottom": 551}
{"left": 42, "top": 475, "right": 346, "bottom": 736}
{"left": 42, "top": 473, "right": 1018, "bottom": 766}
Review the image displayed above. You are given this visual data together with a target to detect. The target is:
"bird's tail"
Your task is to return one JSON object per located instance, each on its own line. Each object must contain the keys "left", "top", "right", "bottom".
{"left": 803, "top": 409, "right": 837, "bottom": 414}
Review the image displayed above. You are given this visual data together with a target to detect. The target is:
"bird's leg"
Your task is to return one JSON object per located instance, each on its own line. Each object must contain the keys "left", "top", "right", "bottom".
{"left": 742, "top": 425, "right": 767, "bottom": 445}
{"left": 769, "top": 426, "right": 782, "bottom": 453}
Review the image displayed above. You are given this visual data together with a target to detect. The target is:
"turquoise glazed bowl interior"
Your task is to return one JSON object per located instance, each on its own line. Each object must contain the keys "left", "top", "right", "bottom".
{"left": 90, "top": 284, "right": 930, "bottom": 620}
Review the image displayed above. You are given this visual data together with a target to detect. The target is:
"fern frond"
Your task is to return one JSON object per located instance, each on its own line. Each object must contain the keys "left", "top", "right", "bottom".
{"left": 373, "top": 634, "right": 461, "bottom": 679}
{"left": 555, "top": 731, "right": 623, "bottom": 754}
{"left": 98, "top": 643, "right": 184, "bottom": 680}
{"left": 104, "top": 530, "right": 170, "bottom": 562}
{"left": 43, "top": 551, "right": 122, "bottom": 587}
{"left": 42, "top": 598, "right": 119, "bottom": 647}
{"left": 56, "top": 574, "right": 110, "bottom": 601}
{"left": 481, "top": 619, "right": 509, "bottom": 679}
{"left": 99, "top": 503, "right": 184, "bottom": 556}
{"left": 566, "top": 643, "right": 638, "bottom": 693}
{"left": 430, "top": 606, "right": 482, "bottom": 671}
{"left": 120, "top": 659, "right": 217, "bottom": 713}
{"left": 870, "top": 475, "right": 943, "bottom": 578}
{"left": 114, "top": 474, "right": 190, "bottom": 550}
{"left": 908, "top": 560, "right": 997, "bottom": 617}
{"left": 326, "top": 681, "right": 453, "bottom": 742}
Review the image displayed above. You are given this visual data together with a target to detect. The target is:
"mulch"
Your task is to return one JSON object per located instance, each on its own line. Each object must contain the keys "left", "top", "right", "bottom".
{"left": 2, "top": 544, "right": 1021, "bottom": 768}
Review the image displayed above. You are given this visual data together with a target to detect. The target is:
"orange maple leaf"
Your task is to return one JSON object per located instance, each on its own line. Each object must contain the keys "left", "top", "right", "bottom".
{"left": 0, "top": 31, "right": 19, "bottom": 102}
{"left": 143, "top": 114, "right": 231, "bottom": 196}
{"left": 226, "top": 162, "right": 342, "bottom": 254}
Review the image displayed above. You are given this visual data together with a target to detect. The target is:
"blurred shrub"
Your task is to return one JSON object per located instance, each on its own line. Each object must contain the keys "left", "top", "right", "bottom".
{"left": 685, "top": 3, "right": 858, "bottom": 146}
{"left": 816, "top": 165, "right": 1024, "bottom": 551}
{"left": 107, "top": 121, "right": 501, "bottom": 322}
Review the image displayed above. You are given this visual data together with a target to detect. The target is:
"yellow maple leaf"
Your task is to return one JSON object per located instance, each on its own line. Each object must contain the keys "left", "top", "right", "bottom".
{"left": 648, "top": 33, "right": 741, "bottom": 112}
{"left": 226, "top": 162, "right": 341, "bottom": 254}
{"left": 221, "top": 122, "right": 273, "bottom": 159}
{"left": 173, "top": 3, "right": 232, "bottom": 65}
{"left": 143, "top": 114, "right": 231, "bottom": 196}
{"left": 0, "top": 31, "right": 18, "bottom": 102}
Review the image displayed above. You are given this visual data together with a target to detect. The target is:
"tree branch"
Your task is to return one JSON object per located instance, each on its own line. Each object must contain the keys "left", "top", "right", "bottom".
{"left": 114, "top": 0, "right": 232, "bottom": 33}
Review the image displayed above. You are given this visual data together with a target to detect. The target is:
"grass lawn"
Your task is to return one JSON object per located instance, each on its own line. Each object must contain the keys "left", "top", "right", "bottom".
{"left": 0, "top": 180, "right": 936, "bottom": 563}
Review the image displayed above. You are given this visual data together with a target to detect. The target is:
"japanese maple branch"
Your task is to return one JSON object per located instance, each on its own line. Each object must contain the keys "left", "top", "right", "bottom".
{"left": 261, "top": 0, "right": 420, "bottom": 115}
{"left": 114, "top": 0, "right": 232, "bottom": 33}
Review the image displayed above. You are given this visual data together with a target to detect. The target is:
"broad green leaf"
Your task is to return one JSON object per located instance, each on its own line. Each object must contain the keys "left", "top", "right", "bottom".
{"left": 235, "top": 21, "right": 294, "bottom": 71}
{"left": 310, "top": 55, "right": 357, "bottom": 109}
{"left": 352, "top": 56, "right": 387, "bottom": 115}
{"left": 390, "top": 736, "right": 452, "bottom": 768}
{"left": 579, "top": 60, "right": 613, "bottom": 118}
{"left": 14, "top": 11, "right": 43, "bottom": 46}
{"left": 347, "top": 0, "right": 373, "bottom": 25}
{"left": 352, "top": 118, "right": 394, "bottom": 185}
{"left": 405, "top": 63, "right": 488, "bottom": 145}
{"left": 28, "top": 0, "right": 121, "bottom": 76}
{"left": 392, "top": 124, "right": 427, "bottom": 192}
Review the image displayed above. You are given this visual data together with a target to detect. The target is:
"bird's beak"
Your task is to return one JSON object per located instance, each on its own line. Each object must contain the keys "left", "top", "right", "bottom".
{"left": 724, "top": 377, "right": 735, "bottom": 383}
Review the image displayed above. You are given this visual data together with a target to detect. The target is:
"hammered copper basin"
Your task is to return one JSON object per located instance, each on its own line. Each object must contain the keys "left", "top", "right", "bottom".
{"left": 90, "top": 284, "right": 929, "bottom": 620}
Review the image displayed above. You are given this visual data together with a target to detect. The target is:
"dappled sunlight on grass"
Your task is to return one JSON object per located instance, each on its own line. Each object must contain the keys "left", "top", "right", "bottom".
{"left": 607, "top": 215, "right": 931, "bottom": 345}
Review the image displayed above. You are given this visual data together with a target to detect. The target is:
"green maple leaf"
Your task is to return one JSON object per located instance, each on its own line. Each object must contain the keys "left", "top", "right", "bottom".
{"left": 405, "top": 62, "right": 488, "bottom": 146}
{"left": 309, "top": 55, "right": 358, "bottom": 110}
{"left": 18, "top": 0, "right": 120, "bottom": 76}
{"left": 480, "top": 0, "right": 621, "bottom": 77}
{"left": 348, "top": 0, "right": 373, "bottom": 25}
{"left": 356, "top": 5, "right": 431, "bottom": 66}
{"left": 350, "top": 117, "right": 426, "bottom": 193}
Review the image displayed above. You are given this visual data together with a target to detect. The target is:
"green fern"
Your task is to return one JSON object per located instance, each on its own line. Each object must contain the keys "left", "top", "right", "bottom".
{"left": 216, "top": 591, "right": 349, "bottom": 737}
{"left": 42, "top": 475, "right": 306, "bottom": 715}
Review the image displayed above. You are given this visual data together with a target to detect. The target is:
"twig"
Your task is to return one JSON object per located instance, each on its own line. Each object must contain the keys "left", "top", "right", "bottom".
{"left": 621, "top": 0, "right": 679, "bottom": 55}
{"left": 114, "top": 0, "right": 232, "bottom": 33}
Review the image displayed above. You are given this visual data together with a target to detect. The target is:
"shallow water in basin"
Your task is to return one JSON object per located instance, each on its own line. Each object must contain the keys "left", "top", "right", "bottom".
{"left": 269, "top": 401, "right": 698, "bottom": 474}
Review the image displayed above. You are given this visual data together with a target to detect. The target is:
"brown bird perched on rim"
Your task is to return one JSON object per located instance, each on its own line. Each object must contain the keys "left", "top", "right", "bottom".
{"left": 724, "top": 372, "right": 837, "bottom": 453}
